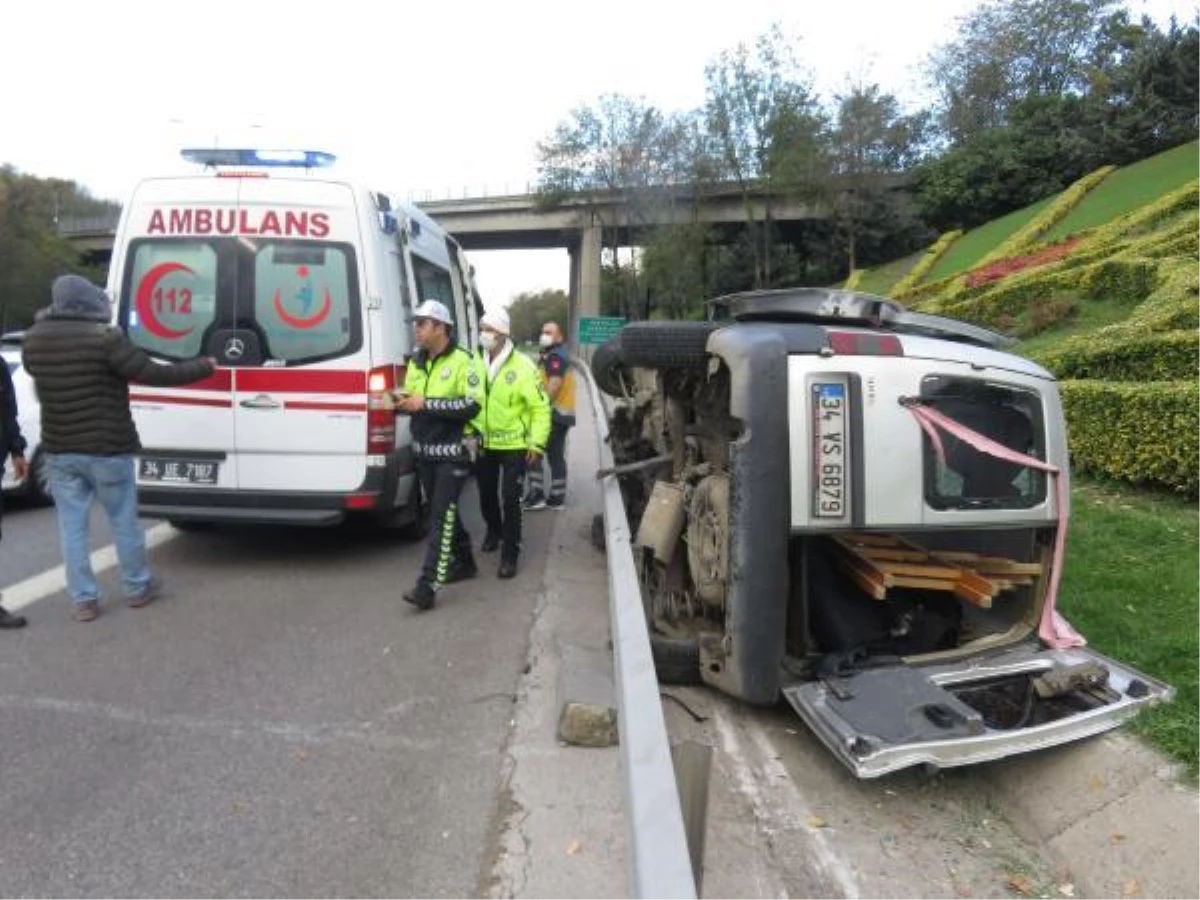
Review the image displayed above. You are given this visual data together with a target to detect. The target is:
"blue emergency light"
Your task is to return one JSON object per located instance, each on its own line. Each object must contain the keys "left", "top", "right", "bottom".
{"left": 180, "top": 148, "right": 337, "bottom": 169}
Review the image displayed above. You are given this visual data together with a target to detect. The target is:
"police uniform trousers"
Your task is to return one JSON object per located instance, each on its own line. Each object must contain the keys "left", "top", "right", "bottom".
{"left": 416, "top": 458, "right": 473, "bottom": 587}
{"left": 476, "top": 448, "right": 526, "bottom": 561}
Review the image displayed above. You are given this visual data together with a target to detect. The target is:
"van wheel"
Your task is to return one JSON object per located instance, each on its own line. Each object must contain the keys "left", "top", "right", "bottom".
{"left": 591, "top": 332, "right": 631, "bottom": 397}
{"left": 651, "top": 635, "right": 702, "bottom": 685}
{"left": 619, "top": 321, "right": 719, "bottom": 369}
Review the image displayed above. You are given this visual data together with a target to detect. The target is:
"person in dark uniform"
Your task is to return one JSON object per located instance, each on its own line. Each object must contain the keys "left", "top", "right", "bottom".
{"left": 0, "top": 358, "right": 29, "bottom": 629}
{"left": 396, "top": 299, "right": 484, "bottom": 611}
{"left": 524, "top": 320, "right": 576, "bottom": 511}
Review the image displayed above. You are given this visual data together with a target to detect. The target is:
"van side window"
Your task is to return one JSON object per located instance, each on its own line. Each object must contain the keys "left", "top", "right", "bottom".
{"left": 252, "top": 241, "right": 361, "bottom": 364}
{"left": 920, "top": 377, "right": 1047, "bottom": 510}
{"left": 124, "top": 241, "right": 218, "bottom": 360}
{"left": 411, "top": 255, "right": 456, "bottom": 325}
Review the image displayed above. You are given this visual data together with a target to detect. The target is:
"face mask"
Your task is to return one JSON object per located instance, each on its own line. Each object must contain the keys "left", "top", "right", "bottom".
{"left": 480, "top": 332, "right": 500, "bottom": 351}
{"left": 538, "top": 333, "right": 554, "bottom": 348}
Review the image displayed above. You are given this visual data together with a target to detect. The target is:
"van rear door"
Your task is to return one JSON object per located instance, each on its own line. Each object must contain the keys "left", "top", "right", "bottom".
{"left": 228, "top": 178, "right": 369, "bottom": 494}
{"left": 118, "top": 189, "right": 236, "bottom": 491}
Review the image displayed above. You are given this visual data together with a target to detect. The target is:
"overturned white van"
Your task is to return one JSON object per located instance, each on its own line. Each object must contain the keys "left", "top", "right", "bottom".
{"left": 108, "top": 148, "right": 481, "bottom": 531}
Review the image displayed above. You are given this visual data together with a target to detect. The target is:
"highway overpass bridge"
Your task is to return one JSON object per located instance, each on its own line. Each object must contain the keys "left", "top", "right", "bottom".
{"left": 60, "top": 186, "right": 823, "bottom": 341}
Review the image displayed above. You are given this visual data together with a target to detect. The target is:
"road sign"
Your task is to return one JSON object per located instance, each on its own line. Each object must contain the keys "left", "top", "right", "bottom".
{"left": 578, "top": 316, "right": 626, "bottom": 345}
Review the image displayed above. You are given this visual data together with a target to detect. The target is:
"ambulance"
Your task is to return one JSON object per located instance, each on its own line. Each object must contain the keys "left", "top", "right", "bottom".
{"left": 107, "top": 148, "right": 482, "bottom": 531}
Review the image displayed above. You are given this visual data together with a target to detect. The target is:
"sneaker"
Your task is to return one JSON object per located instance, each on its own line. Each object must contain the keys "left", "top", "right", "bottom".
{"left": 497, "top": 557, "right": 518, "bottom": 579}
{"left": 546, "top": 498, "right": 566, "bottom": 510}
{"left": 480, "top": 532, "right": 500, "bottom": 553}
{"left": 73, "top": 600, "right": 100, "bottom": 623}
{"left": 0, "top": 604, "right": 27, "bottom": 629}
{"left": 523, "top": 492, "right": 547, "bottom": 511}
{"left": 127, "top": 578, "right": 161, "bottom": 609}
{"left": 402, "top": 580, "right": 436, "bottom": 611}
{"left": 442, "top": 556, "right": 478, "bottom": 584}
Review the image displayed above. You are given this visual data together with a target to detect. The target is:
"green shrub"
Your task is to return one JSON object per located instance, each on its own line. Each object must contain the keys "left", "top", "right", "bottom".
{"left": 890, "top": 230, "right": 961, "bottom": 299}
{"left": 1036, "top": 330, "right": 1198, "bottom": 380}
{"left": 1061, "top": 380, "right": 1199, "bottom": 495}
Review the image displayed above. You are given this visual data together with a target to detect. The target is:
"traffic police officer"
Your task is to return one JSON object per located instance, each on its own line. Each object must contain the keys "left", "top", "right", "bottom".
{"left": 396, "top": 299, "right": 483, "bottom": 611}
{"left": 472, "top": 309, "right": 550, "bottom": 578}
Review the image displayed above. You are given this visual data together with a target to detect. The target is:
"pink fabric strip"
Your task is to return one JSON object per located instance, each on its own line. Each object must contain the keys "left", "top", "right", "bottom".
{"left": 906, "top": 402, "right": 1085, "bottom": 649}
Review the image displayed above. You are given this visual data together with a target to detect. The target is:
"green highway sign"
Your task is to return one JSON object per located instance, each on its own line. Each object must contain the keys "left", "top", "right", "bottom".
{"left": 578, "top": 316, "right": 627, "bottom": 345}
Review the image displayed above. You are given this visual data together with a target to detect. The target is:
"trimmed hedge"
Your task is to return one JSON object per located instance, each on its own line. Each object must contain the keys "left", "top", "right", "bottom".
{"left": 890, "top": 230, "right": 961, "bottom": 299}
{"left": 1061, "top": 380, "right": 1199, "bottom": 495}
{"left": 1036, "top": 329, "right": 1198, "bottom": 381}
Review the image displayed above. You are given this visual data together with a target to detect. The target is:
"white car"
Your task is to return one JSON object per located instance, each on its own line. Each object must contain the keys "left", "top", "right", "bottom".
{"left": 0, "top": 332, "right": 49, "bottom": 503}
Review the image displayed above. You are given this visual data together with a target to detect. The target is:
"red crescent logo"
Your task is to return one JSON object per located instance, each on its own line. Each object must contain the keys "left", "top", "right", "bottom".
{"left": 135, "top": 262, "right": 195, "bottom": 339}
{"left": 273, "top": 287, "right": 332, "bottom": 329}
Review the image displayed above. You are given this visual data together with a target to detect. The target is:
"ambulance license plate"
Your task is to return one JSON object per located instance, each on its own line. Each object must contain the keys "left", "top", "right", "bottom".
{"left": 139, "top": 458, "right": 219, "bottom": 485}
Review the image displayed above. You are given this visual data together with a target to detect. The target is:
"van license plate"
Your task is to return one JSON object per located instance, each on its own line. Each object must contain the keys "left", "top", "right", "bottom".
{"left": 813, "top": 382, "right": 848, "bottom": 519}
{"left": 139, "top": 458, "right": 219, "bottom": 485}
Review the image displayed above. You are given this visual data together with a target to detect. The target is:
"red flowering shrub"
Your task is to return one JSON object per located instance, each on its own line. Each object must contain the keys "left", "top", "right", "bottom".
{"left": 965, "top": 237, "right": 1084, "bottom": 288}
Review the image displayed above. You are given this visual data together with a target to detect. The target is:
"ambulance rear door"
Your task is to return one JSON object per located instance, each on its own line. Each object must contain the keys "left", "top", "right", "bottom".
{"left": 228, "top": 177, "right": 370, "bottom": 494}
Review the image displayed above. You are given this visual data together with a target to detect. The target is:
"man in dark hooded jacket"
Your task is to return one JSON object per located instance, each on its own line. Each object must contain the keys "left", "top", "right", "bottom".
{"left": 0, "top": 360, "right": 29, "bottom": 628}
{"left": 23, "top": 275, "right": 215, "bottom": 622}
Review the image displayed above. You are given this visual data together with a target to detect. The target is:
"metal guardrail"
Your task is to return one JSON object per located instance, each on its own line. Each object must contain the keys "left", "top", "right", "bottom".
{"left": 574, "top": 359, "right": 698, "bottom": 899}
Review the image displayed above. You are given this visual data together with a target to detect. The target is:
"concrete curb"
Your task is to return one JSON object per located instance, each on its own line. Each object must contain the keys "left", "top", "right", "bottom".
{"left": 985, "top": 731, "right": 1199, "bottom": 898}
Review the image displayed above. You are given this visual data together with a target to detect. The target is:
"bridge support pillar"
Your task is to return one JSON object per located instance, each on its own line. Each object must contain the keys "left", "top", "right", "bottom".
{"left": 569, "top": 223, "right": 602, "bottom": 353}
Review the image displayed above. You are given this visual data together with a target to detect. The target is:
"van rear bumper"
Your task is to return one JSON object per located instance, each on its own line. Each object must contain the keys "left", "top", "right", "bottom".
{"left": 138, "top": 487, "right": 352, "bottom": 526}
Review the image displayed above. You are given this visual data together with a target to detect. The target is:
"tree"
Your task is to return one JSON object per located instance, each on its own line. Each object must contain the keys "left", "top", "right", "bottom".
{"left": 506, "top": 289, "right": 568, "bottom": 346}
{"left": 826, "top": 84, "right": 932, "bottom": 272}
{"left": 703, "top": 23, "right": 826, "bottom": 288}
{"left": 0, "top": 167, "right": 112, "bottom": 330}
{"left": 926, "top": 0, "right": 1123, "bottom": 145}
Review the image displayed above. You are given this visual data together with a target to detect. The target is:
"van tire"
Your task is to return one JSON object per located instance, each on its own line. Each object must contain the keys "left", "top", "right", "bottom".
{"left": 651, "top": 635, "right": 702, "bottom": 685}
{"left": 619, "top": 321, "right": 719, "bottom": 369}
{"left": 591, "top": 333, "right": 630, "bottom": 397}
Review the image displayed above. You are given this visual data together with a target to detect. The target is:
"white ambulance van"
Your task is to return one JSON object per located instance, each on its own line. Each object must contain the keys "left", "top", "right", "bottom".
{"left": 107, "top": 148, "right": 482, "bottom": 531}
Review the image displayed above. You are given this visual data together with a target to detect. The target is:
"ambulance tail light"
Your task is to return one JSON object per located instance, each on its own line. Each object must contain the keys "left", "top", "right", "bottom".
{"left": 367, "top": 366, "right": 397, "bottom": 455}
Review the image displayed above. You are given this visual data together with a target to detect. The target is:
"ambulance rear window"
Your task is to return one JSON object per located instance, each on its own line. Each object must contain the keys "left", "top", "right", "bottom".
{"left": 253, "top": 241, "right": 359, "bottom": 363}
{"left": 125, "top": 241, "right": 219, "bottom": 359}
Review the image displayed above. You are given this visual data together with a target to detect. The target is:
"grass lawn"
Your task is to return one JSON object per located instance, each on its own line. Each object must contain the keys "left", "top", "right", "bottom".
{"left": 927, "top": 198, "right": 1052, "bottom": 282}
{"left": 1059, "top": 477, "right": 1198, "bottom": 779}
{"left": 855, "top": 253, "right": 921, "bottom": 296}
{"left": 1045, "top": 140, "right": 1199, "bottom": 242}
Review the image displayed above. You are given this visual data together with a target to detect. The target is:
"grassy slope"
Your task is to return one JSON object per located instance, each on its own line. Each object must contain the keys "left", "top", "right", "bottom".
{"left": 1045, "top": 140, "right": 1199, "bottom": 241}
{"left": 926, "top": 197, "right": 1053, "bottom": 282}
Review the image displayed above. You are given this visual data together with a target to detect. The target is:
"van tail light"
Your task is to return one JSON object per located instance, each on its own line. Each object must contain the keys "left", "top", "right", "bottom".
{"left": 367, "top": 365, "right": 398, "bottom": 455}
{"left": 827, "top": 330, "right": 904, "bottom": 356}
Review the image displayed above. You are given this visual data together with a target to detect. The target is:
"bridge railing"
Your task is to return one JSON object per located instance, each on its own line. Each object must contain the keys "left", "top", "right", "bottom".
{"left": 574, "top": 358, "right": 698, "bottom": 899}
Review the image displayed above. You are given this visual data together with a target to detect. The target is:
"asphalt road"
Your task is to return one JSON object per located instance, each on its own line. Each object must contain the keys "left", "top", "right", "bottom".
{"left": 0, "top": 486, "right": 549, "bottom": 898}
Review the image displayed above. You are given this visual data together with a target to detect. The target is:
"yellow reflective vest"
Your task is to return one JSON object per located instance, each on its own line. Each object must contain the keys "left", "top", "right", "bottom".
{"left": 472, "top": 346, "right": 551, "bottom": 452}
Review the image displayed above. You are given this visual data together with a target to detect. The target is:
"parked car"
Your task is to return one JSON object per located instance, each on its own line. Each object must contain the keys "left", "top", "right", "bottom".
{"left": 593, "top": 288, "right": 1172, "bottom": 778}
{"left": 0, "top": 331, "right": 49, "bottom": 503}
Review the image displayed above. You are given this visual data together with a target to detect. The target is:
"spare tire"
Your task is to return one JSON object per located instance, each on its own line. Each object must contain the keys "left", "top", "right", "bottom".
{"left": 590, "top": 332, "right": 630, "bottom": 397}
{"left": 620, "top": 321, "right": 720, "bottom": 369}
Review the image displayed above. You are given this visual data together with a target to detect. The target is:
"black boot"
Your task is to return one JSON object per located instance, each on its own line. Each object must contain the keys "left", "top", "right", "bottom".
{"left": 402, "top": 579, "right": 436, "bottom": 611}
{"left": 0, "top": 604, "right": 28, "bottom": 629}
{"left": 480, "top": 532, "right": 500, "bottom": 553}
{"left": 443, "top": 554, "right": 478, "bottom": 584}
{"left": 497, "top": 554, "right": 518, "bottom": 579}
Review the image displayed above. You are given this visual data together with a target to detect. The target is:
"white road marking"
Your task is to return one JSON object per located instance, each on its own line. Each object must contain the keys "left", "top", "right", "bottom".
{"left": 2, "top": 522, "right": 178, "bottom": 611}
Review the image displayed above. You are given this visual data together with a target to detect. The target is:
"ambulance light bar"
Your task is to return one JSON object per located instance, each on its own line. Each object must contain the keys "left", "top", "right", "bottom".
{"left": 180, "top": 148, "right": 337, "bottom": 169}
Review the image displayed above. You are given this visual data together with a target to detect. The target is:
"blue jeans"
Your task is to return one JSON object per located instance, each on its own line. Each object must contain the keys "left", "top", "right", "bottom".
{"left": 47, "top": 454, "right": 152, "bottom": 604}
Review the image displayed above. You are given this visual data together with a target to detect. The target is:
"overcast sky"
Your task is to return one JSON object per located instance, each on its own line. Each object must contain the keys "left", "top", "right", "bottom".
{"left": 3, "top": 0, "right": 1194, "bottom": 309}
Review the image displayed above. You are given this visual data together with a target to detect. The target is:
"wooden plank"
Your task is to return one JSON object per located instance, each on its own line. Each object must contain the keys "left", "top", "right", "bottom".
{"left": 856, "top": 548, "right": 930, "bottom": 563}
{"left": 890, "top": 575, "right": 961, "bottom": 592}
{"left": 830, "top": 552, "right": 888, "bottom": 600}
{"left": 872, "top": 561, "right": 964, "bottom": 580}
{"left": 953, "top": 581, "right": 995, "bottom": 608}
